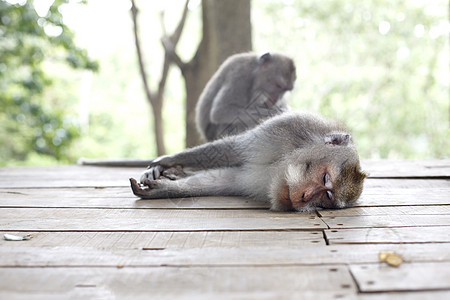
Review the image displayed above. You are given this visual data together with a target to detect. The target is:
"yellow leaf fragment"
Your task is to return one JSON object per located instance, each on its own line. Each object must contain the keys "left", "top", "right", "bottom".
{"left": 385, "top": 254, "right": 403, "bottom": 267}
{"left": 378, "top": 251, "right": 394, "bottom": 261}
{"left": 379, "top": 251, "right": 403, "bottom": 267}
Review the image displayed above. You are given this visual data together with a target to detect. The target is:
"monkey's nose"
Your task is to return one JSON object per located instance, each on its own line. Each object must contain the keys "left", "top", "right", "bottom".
{"left": 301, "top": 192, "right": 309, "bottom": 202}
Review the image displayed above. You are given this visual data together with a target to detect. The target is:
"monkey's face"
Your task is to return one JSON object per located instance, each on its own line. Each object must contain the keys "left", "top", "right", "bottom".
{"left": 255, "top": 55, "right": 296, "bottom": 105}
{"left": 277, "top": 142, "right": 367, "bottom": 212}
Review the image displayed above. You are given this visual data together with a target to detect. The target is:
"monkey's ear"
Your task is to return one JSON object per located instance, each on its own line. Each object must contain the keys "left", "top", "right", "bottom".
{"left": 324, "top": 133, "right": 351, "bottom": 146}
{"left": 259, "top": 52, "right": 272, "bottom": 64}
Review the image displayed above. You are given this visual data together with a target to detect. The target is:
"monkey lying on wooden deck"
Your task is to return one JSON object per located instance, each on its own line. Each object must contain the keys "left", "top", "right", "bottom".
{"left": 130, "top": 112, "right": 367, "bottom": 212}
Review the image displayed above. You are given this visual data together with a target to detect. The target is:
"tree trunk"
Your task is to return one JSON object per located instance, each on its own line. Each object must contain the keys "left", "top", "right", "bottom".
{"left": 130, "top": 0, "right": 166, "bottom": 156}
{"left": 151, "top": 98, "right": 165, "bottom": 156}
{"left": 131, "top": 0, "right": 190, "bottom": 156}
{"left": 183, "top": 0, "right": 252, "bottom": 147}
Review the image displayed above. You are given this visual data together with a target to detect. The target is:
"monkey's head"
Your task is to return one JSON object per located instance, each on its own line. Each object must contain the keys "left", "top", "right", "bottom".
{"left": 254, "top": 52, "right": 296, "bottom": 105}
{"left": 274, "top": 132, "right": 368, "bottom": 212}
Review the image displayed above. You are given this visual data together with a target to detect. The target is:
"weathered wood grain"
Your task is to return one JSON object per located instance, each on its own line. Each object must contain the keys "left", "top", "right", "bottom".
{"left": 0, "top": 243, "right": 449, "bottom": 267}
{"left": 0, "top": 166, "right": 140, "bottom": 188}
{"left": 357, "top": 187, "right": 450, "bottom": 206}
{"left": 325, "top": 227, "right": 450, "bottom": 244}
{"left": 0, "top": 231, "right": 325, "bottom": 248}
{"left": 1, "top": 185, "right": 448, "bottom": 209}
{"left": 0, "top": 187, "right": 269, "bottom": 209}
{"left": 322, "top": 215, "right": 450, "bottom": 229}
{"left": 0, "top": 266, "right": 357, "bottom": 300}
{"left": 361, "top": 159, "right": 450, "bottom": 178}
{"left": 364, "top": 179, "right": 450, "bottom": 188}
{"left": 351, "top": 262, "right": 450, "bottom": 292}
{"left": 77, "top": 157, "right": 152, "bottom": 167}
{"left": 319, "top": 206, "right": 450, "bottom": 217}
{"left": 363, "top": 179, "right": 450, "bottom": 189}
{"left": 0, "top": 208, "right": 326, "bottom": 231}
{"left": 359, "top": 291, "right": 450, "bottom": 300}
{"left": 0, "top": 187, "right": 131, "bottom": 198}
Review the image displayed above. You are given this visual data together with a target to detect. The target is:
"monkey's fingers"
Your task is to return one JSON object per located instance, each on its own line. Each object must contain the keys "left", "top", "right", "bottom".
{"left": 130, "top": 178, "right": 154, "bottom": 198}
{"left": 140, "top": 165, "right": 164, "bottom": 183}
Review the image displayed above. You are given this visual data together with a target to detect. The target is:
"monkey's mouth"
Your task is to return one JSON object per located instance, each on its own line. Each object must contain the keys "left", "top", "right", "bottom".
{"left": 278, "top": 183, "right": 312, "bottom": 211}
{"left": 291, "top": 194, "right": 314, "bottom": 210}
{"left": 280, "top": 182, "right": 338, "bottom": 212}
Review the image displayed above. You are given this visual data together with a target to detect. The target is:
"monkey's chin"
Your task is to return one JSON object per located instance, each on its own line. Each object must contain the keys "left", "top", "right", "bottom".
{"left": 272, "top": 197, "right": 318, "bottom": 213}
{"left": 290, "top": 197, "right": 318, "bottom": 212}
{"left": 293, "top": 205, "right": 318, "bottom": 213}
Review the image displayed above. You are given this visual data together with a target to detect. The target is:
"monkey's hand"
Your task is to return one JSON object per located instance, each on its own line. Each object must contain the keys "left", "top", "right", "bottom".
{"left": 140, "top": 165, "right": 186, "bottom": 183}
{"left": 130, "top": 178, "right": 160, "bottom": 198}
{"left": 130, "top": 178, "right": 150, "bottom": 198}
{"left": 140, "top": 165, "right": 165, "bottom": 183}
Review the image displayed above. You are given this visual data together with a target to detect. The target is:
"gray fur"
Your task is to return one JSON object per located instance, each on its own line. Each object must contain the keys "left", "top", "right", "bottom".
{"left": 134, "top": 112, "right": 367, "bottom": 212}
{"left": 196, "top": 52, "right": 296, "bottom": 141}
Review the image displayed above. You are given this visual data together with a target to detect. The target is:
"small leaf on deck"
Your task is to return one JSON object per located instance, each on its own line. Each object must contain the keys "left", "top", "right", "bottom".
{"left": 379, "top": 251, "right": 403, "bottom": 267}
{"left": 3, "top": 233, "right": 33, "bottom": 241}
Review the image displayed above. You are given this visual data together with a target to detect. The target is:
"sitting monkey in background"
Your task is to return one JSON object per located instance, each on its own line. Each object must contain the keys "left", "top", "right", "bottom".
{"left": 130, "top": 112, "right": 367, "bottom": 212}
{"left": 196, "top": 52, "right": 296, "bottom": 141}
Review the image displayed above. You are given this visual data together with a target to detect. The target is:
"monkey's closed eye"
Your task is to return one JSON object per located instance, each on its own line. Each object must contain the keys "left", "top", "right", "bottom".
{"left": 326, "top": 190, "right": 333, "bottom": 201}
{"left": 323, "top": 173, "right": 332, "bottom": 188}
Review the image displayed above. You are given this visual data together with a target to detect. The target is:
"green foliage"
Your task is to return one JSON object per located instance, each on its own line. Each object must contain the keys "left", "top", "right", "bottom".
{"left": 255, "top": 0, "right": 449, "bottom": 158}
{"left": 0, "top": 0, "right": 97, "bottom": 166}
{"left": 0, "top": 93, "right": 79, "bottom": 160}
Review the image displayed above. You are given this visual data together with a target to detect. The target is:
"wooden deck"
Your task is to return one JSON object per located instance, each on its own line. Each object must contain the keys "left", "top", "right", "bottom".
{"left": 0, "top": 160, "right": 449, "bottom": 299}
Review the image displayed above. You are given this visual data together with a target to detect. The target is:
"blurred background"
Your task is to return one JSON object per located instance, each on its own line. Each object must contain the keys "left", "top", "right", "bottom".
{"left": 0, "top": 0, "right": 448, "bottom": 167}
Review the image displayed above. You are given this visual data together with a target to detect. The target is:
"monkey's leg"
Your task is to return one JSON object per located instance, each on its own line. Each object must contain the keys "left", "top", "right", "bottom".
{"left": 132, "top": 168, "right": 243, "bottom": 199}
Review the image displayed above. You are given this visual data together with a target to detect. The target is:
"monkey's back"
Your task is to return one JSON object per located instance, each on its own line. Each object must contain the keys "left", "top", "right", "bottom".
{"left": 195, "top": 53, "right": 260, "bottom": 141}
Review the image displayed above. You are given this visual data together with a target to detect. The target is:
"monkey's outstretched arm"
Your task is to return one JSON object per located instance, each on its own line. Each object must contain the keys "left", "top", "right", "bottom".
{"left": 141, "top": 134, "right": 251, "bottom": 182}
{"left": 131, "top": 168, "right": 243, "bottom": 199}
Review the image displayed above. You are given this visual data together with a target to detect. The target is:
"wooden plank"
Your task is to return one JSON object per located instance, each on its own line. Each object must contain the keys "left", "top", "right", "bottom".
{"left": 0, "top": 244, "right": 448, "bottom": 267}
{"left": 357, "top": 186, "right": 450, "bottom": 206}
{"left": 0, "top": 208, "right": 326, "bottom": 231}
{"left": 322, "top": 215, "right": 450, "bottom": 229}
{"left": 361, "top": 159, "right": 450, "bottom": 178}
{"left": 3, "top": 188, "right": 449, "bottom": 209}
{"left": 319, "top": 206, "right": 450, "bottom": 217}
{"left": 359, "top": 291, "right": 450, "bottom": 300}
{"left": 350, "top": 262, "right": 450, "bottom": 292}
{"left": 78, "top": 157, "right": 152, "bottom": 167}
{"left": 364, "top": 179, "right": 450, "bottom": 188}
{"left": 325, "top": 227, "right": 450, "bottom": 244}
{"left": 2, "top": 186, "right": 450, "bottom": 208}
{"left": 0, "top": 231, "right": 325, "bottom": 248}
{"left": 0, "top": 187, "right": 132, "bottom": 198}
{"left": 0, "top": 166, "right": 140, "bottom": 188}
{"left": 0, "top": 188, "right": 269, "bottom": 209}
{"left": 0, "top": 266, "right": 356, "bottom": 299}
